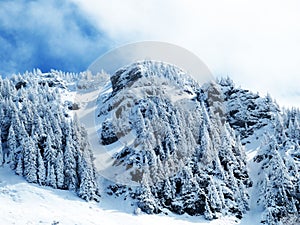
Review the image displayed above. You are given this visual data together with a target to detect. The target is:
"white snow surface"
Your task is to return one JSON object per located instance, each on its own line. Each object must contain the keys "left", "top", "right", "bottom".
{"left": 0, "top": 166, "right": 243, "bottom": 225}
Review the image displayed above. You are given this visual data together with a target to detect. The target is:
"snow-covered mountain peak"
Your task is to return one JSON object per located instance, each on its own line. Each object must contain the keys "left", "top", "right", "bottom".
{"left": 110, "top": 60, "right": 200, "bottom": 95}
{"left": 1, "top": 68, "right": 299, "bottom": 224}
{"left": 97, "top": 61, "right": 201, "bottom": 185}
{"left": 91, "top": 61, "right": 253, "bottom": 218}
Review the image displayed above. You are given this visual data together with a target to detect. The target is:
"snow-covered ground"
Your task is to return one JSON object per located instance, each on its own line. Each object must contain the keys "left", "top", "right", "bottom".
{"left": 0, "top": 75, "right": 265, "bottom": 225}
{"left": 0, "top": 166, "right": 243, "bottom": 225}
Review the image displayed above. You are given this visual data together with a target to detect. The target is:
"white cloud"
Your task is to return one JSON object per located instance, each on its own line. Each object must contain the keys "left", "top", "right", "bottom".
{"left": 0, "top": 0, "right": 108, "bottom": 76}
{"left": 72, "top": 0, "right": 300, "bottom": 107}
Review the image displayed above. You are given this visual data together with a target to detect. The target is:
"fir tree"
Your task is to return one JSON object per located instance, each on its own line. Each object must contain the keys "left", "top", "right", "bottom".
{"left": 138, "top": 174, "right": 158, "bottom": 214}
{"left": 23, "top": 137, "right": 37, "bottom": 183}
{"left": 0, "top": 138, "right": 3, "bottom": 166}
{"left": 37, "top": 150, "right": 46, "bottom": 185}
{"left": 7, "top": 125, "right": 17, "bottom": 165}
{"left": 15, "top": 156, "right": 23, "bottom": 176}
{"left": 47, "top": 162, "right": 57, "bottom": 188}
{"left": 78, "top": 154, "right": 100, "bottom": 201}
{"left": 55, "top": 150, "right": 65, "bottom": 189}
{"left": 64, "top": 137, "right": 78, "bottom": 191}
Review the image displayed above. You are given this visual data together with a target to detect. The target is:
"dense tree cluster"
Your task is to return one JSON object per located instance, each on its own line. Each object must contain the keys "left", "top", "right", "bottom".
{"left": 101, "top": 62, "right": 300, "bottom": 223}
{"left": 100, "top": 62, "right": 251, "bottom": 219}
{"left": 254, "top": 108, "right": 300, "bottom": 225}
{"left": 216, "top": 78, "right": 299, "bottom": 224}
{"left": 1, "top": 62, "right": 299, "bottom": 225}
{"left": 0, "top": 70, "right": 100, "bottom": 201}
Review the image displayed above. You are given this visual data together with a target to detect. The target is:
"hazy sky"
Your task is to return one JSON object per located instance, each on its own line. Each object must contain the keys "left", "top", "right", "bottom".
{"left": 1, "top": 0, "right": 300, "bottom": 107}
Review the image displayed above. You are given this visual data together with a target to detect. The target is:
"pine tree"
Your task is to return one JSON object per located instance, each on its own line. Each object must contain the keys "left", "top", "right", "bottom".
{"left": 31, "top": 115, "right": 44, "bottom": 139}
{"left": 138, "top": 173, "right": 158, "bottom": 214}
{"left": 23, "top": 137, "right": 37, "bottom": 183}
{"left": 16, "top": 121, "right": 28, "bottom": 147}
{"left": 50, "top": 111, "right": 63, "bottom": 151}
{"left": 0, "top": 137, "right": 3, "bottom": 166}
{"left": 207, "top": 178, "right": 222, "bottom": 214}
{"left": 55, "top": 150, "right": 65, "bottom": 189}
{"left": 7, "top": 125, "right": 17, "bottom": 165}
{"left": 199, "top": 122, "right": 213, "bottom": 165}
{"left": 162, "top": 178, "right": 175, "bottom": 206}
{"left": 37, "top": 150, "right": 46, "bottom": 185}
{"left": 44, "top": 135, "right": 54, "bottom": 164}
{"left": 64, "top": 136, "right": 78, "bottom": 191}
{"left": 47, "top": 162, "right": 57, "bottom": 188}
{"left": 256, "top": 133, "right": 299, "bottom": 224}
{"left": 15, "top": 156, "right": 23, "bottom": 176}
{"left": 78, "top": 154, "right": 100, "bottom": 201}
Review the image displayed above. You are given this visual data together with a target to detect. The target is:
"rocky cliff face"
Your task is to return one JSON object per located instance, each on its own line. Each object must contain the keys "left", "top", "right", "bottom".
{"left": 218, "top": 78, "right": 279, "bottom": 143}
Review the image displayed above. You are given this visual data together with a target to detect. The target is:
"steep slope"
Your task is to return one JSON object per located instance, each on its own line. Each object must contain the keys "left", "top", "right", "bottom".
{"left": 96, "top": 62, "right": 299, "bottom": 224}
{"left": 218, "top": 77, "right": 279, "bottom": 143}
{"left": 252, "top": 110, "right": 300, "bottom": 225}
{"left": 217, "top": 78, "right": 300, "bottom": 224}
{"left": 97, "top": 61, "right": 251, "bottom": 219}
{"left": 0, "top": 65, "right": 299, "bottom": 225}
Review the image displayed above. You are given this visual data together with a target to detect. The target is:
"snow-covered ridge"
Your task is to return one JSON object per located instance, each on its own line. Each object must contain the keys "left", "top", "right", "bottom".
{"left": 0, "top": 65, "right": 299, "bottom": 225}
{"left": 96, "top": 62, "right": 299, "bottom": 224}
{"left": 94, "top": 61, "right": 251, "bottom": 219}
{"left": 110, "top": 60, "right": 200, "bottom": 95}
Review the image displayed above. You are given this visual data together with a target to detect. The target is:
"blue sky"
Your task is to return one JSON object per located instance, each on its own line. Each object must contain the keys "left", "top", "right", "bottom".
{"left": 0, "top": 0, "right": 109, "bottom": 76}
{"left": 1, "top": 0, "right": 300, "bottom": 107}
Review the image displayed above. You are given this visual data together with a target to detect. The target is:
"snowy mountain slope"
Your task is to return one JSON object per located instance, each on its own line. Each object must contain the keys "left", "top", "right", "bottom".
{"left": 0, "top": 63, "right": 299, "bottom": 225}
{"left": 91, "top": 61, "right": 252, "bottom": 219}
{"left": 218, "top": 79, "right": 300, "bottom": 224}
{"left": 91, "top": 61, "right": 298, "bottom": 224}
